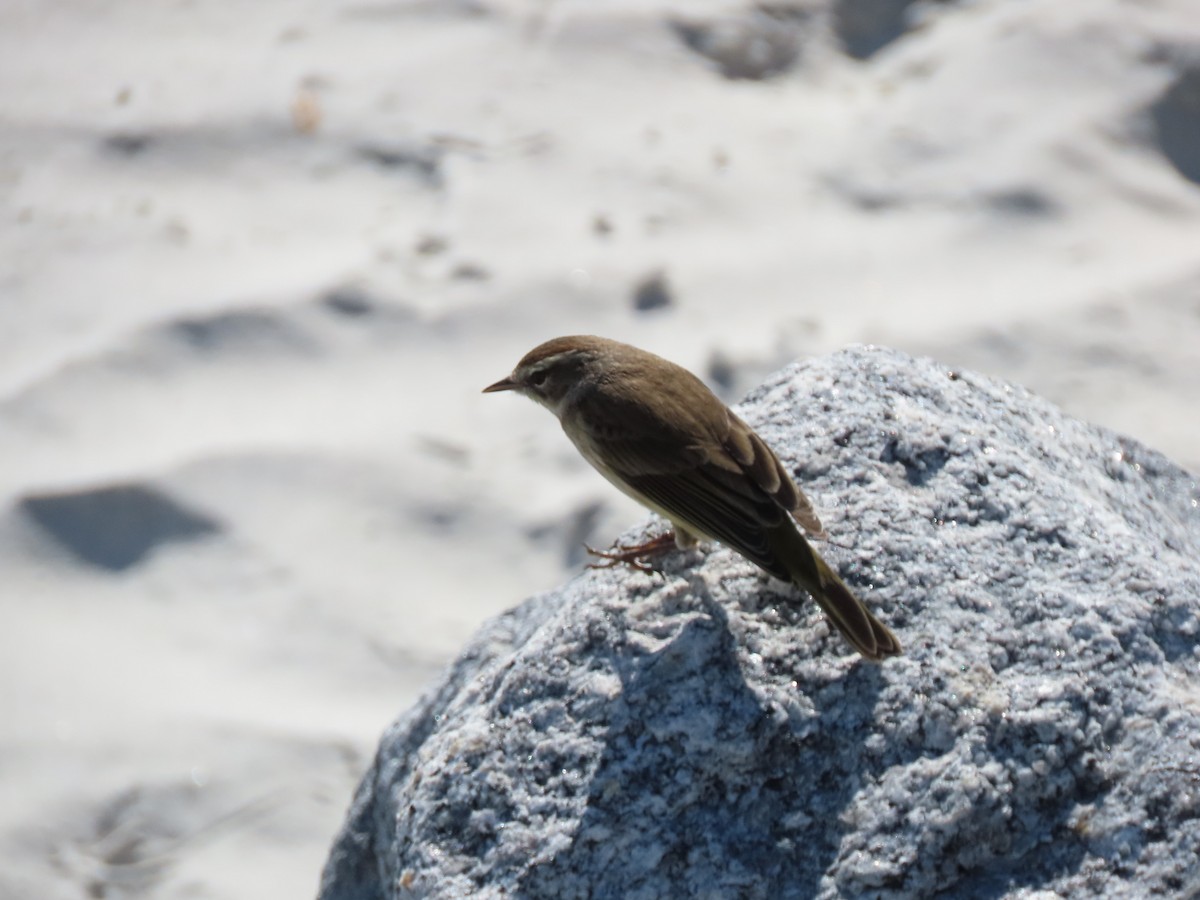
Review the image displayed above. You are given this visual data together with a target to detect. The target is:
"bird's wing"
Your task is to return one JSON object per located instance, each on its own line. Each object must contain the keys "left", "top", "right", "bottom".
{"left": 722, "top": 412, "right": 825, "bottom": 538}
{"left": 574, "top": 399, "right": 811, "bottom": 580}
{"left": 623, "top": 464, "right": 793, "bottom": 581}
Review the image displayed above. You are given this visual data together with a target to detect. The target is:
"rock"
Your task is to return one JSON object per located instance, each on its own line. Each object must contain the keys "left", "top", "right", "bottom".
{"left": 319, "top": 346, "right": 1200, "bottom": 899}
{"left": 167, "top": 307, "right": 316, "bottom": 356}
{"left": 833, "top": 0, "right": 931, "bottom": 60}
{"left": 20, "top": 483, "right": 221, "bottom": 571}
{"left": 1151, "top": 60, "right": 1200, "bottom": 186}
{"left": 356, "top": 142, "right": 444, "bottom": 188}
{"left": 631, "top": 269, "right": 674, "bottom": 313}
{"left": 669, "top": 8, "right": 806, "bottom": 81}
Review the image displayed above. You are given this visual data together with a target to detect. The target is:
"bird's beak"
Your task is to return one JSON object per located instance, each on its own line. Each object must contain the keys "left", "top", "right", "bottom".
{"left": 482, "top": 376, "right": 519, "bottom": 393}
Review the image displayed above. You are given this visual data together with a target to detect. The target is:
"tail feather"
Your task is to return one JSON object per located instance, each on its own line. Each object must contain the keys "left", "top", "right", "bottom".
{"left": 768, "top": 524, "right": 901, "bottom": 661}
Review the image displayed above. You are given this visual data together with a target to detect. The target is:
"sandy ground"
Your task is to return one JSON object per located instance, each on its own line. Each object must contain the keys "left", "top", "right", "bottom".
{"left": 2, "top": 1, "right": 1198, "bottom": 897}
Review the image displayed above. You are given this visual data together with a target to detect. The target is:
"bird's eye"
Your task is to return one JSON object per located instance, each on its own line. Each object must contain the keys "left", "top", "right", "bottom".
{"left": 528, "top": 370, "right": 548, "bottom": 388}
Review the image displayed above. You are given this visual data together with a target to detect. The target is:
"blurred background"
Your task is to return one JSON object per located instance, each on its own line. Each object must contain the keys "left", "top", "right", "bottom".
{"left": 1, "top": 0, "right": 1198, "bottom": 896}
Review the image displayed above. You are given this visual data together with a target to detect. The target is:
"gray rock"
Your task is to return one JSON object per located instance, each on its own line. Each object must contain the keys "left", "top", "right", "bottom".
{"left": 319, "top": 346, "right": 1200, "bottom": 899}
{"left": 669, "top": 8, "right": 806, "bottom": 82}
{"left": 20, "top": 482, "right": 221, "bottom": 571}
{"left": 833, "top": 0, "right": 921, "bottom": 60}
{"left": 1151, "top": 60, "right": 1200, "bottom": 186}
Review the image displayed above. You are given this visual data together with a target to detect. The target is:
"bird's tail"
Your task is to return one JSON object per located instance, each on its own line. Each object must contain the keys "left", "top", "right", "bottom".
{"left": 769, "top": 525, "right": 901, "bottom": 661}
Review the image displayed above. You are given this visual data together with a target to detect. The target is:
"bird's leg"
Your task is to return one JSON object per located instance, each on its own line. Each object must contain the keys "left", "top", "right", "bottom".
{"left": 585, "top": 531, "right": 678, "bottom": 571}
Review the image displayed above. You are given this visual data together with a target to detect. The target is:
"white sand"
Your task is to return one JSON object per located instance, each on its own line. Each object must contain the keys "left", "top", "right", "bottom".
{"left": 2, "top": 1, "right": 1198, "bottom": 896}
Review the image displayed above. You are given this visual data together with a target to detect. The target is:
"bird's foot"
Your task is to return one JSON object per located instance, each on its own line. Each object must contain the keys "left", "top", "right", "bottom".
{"left": 585, "top": 531, "right": 677, "bottom": 572}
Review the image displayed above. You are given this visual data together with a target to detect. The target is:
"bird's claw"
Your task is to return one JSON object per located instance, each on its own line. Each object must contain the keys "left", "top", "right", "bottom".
{"left": 585, "top": 532, "right": 677, "bottom": 572}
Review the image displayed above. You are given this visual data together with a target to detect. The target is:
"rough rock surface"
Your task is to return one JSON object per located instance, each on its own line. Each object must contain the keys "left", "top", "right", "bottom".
{"left": 319, "top": 346, "right": 1200, "bottom": 899}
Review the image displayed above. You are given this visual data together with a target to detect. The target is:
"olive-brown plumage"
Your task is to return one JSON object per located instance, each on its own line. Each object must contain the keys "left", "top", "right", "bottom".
{"left": 484, "top": 335, "right": 900, "bottom": 661}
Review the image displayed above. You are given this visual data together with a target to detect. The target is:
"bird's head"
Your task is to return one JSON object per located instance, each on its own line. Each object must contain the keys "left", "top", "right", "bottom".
{"left": 483, "top": 335, "right": 616, "bottom": 416}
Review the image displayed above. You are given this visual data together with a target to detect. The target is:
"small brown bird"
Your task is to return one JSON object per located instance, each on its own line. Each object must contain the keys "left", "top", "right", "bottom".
{"left": 484, "top": 335, "right": 901, "bottom": 661}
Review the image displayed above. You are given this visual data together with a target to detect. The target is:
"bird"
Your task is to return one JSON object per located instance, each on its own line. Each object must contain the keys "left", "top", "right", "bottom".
{"left": 483, "top": 335, "right": 901, "bottom": 661}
